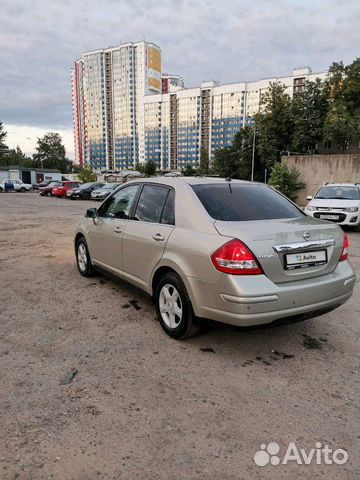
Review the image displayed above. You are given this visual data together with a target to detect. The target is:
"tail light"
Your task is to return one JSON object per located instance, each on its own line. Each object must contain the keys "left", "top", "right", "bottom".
{"left": 339, "top": 232, "right": 349, "bottom": 262}
{"left": 211, "top": 239, "right": 263, "bottom": 275}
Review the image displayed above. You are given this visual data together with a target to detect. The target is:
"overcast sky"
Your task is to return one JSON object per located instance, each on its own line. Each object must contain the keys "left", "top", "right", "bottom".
{"left": 1, "top": 0, "right": 359, "bottom": 160}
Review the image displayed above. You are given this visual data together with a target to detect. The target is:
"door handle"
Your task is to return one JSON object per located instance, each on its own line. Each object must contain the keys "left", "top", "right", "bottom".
{"left": 114, "top": 227, "right": 123, "bottom": 234}
{"left": 152, "top": 233, "right": 165, "bottom": 241}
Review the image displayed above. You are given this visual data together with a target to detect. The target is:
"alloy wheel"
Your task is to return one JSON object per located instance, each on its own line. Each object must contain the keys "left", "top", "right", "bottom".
{"left": 159, "top": 284, "right": 183, "bottom": 328}
{"left": 77, "top": 243, "right": 88, "bottom": 272}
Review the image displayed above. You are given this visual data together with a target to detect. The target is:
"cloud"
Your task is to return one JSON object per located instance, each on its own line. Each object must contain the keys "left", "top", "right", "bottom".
{"left": 1, "top": 0, "right": 359, "bottom": 134}
{"left": 5, "top": 124, "right": 74, "bottom": 160}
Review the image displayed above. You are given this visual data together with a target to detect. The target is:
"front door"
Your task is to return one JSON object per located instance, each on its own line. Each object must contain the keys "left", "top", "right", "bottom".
{"left": 87, "top": 184, "right": 139, "bottom": 275}
{"left": 4, "top": 180, "right": 14, "bottom": 191}
{"left": 122, "top": 185, "right": 175, "bottom": 291}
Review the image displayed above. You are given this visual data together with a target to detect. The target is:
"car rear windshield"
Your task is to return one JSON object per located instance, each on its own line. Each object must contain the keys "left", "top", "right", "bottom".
{"left": 192, "top": 183, "right": 304, "bottom": 221}
{"left": 315, "top": 186, "right": 359, "bottom": 200}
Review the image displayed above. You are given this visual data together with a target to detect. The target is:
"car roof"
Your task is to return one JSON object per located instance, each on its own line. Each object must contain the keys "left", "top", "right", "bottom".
{"left": 322, "top": 183, "right": 359, "bottom": 187}
{"left": 126, "top": 176, "right": 257, "bottom": 187}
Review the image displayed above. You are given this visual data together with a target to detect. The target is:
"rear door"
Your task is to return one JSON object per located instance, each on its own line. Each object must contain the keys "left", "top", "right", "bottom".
{"left": 87, "top": 184, "right": 140, "bottom": 273}
{"left": 122, "top": 184, "right": 175, "bottom": 290}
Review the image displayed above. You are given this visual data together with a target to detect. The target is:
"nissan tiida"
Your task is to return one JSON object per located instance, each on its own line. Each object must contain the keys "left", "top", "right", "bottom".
{"left": 74, "top": 178, "right": 355, "bottom": 339}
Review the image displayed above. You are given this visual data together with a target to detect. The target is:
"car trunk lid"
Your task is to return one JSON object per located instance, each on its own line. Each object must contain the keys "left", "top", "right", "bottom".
{"left": 214, "top": 217, "right": 344, "bottom": 283}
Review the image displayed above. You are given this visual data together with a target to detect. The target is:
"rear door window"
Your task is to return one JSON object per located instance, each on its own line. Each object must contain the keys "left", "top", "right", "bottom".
{"left": 192, "top": 183, "right": 304, "bottom": 221}
{"left": 134, "top": 185, "right": 170, "bottom": 223}
{"left": 161, "top": 189, "right": 175, "bottom": 225}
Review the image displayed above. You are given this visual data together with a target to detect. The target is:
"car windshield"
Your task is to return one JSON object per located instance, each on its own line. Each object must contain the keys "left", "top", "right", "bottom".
{"left": 315, "top": 186, "right": 359, "bottom": 200}
{"left": 103, "top": 184, "right": 118, "bottom": 189}
{"left": 192, "top": 183, "right": 304, "bottom": 221}
{"left": 78, "top": 183, "right": 93, "bottom": 189}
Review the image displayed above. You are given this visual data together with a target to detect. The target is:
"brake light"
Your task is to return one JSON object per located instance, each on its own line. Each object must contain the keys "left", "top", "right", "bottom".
{"left": 211, "top": 239, "right": 263, "bottom": 275}
{"left": 339, "top": 232, "right": 349, "bottom": 262}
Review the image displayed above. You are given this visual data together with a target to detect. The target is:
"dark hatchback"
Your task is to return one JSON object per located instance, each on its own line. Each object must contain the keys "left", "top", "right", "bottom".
{"left": 68, "top": 182, "right": 105, "bottom": 200}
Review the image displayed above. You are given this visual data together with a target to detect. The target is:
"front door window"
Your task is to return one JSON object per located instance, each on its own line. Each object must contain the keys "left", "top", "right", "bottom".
{"left": 101, "top": 185, "right": 139, "bottom": 219}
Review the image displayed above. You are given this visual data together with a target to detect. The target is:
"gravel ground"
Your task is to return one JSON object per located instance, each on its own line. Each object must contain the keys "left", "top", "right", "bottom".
{"left": 0, "top": 192, "right": 359, "bottom": 480}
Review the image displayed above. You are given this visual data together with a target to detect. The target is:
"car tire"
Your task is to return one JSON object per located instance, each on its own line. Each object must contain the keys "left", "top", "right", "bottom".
{"left": 154, "top": 272, "right": 200, "bottom": 339}
{"left": 0, "top": 187, "right": 3, "bottom": 192}
{"left": 83, "top": 192, "right": 90, "bottom": 200}
{"left": 76, "top": 237, "right": 95, "bottom": 277}
{"left": 20, "top": 188, "right": 26, "bottom": 192}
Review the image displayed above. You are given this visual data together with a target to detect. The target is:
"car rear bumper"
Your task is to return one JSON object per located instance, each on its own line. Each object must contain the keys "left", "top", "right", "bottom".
{"left": 186, "top": 260, "right": 355, "bottom": 326}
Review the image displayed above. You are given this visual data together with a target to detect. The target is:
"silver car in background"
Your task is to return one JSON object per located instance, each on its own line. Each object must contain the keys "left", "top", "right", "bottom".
{"left": 91, "top": 183, "right": 121, "bottom": 201}
{"left": 74, "top": 178, "right": 355, "bottom": 339}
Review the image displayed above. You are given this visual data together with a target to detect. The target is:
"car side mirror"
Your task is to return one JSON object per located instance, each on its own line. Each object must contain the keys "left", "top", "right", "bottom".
{"left": 85, "top": 208, "right": 98, "bottom": 218}
{"left": 306, "top": 195, "right": 313, "bottom": 201}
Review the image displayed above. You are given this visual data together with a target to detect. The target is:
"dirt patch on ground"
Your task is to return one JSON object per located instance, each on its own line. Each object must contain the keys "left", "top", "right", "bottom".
{"left": 0, "top": 193, "right": 359, "bottom": 479}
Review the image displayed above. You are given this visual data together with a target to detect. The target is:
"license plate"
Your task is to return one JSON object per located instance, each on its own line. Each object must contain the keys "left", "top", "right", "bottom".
{"left": 285, "top": 250, "right": 327, "bottom": 270}
{"left": 319, "top": 214, "right": 339, "bottom": 220}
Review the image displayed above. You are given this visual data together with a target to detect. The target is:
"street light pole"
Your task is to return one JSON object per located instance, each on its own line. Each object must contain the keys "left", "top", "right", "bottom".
{"left": 251, "top": 123, "right": 256, "bottom": 182}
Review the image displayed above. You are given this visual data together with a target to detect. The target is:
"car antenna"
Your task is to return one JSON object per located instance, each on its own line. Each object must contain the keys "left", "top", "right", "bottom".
{"left": 225, "top": 176, "right": 232, "bottom": 193}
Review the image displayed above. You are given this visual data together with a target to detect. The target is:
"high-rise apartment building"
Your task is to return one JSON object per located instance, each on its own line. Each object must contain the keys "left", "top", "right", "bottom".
{"left": 143, "top": 67, "right": 327, "bottom": 170}
{"left": 161, "top": 74, "right": 184, "bottom": 94}
{"left": 71, "top": 41, "right": 161, "bottom": 169}
{"left": 72, "top": 43, "right": 327, "bottom": 171}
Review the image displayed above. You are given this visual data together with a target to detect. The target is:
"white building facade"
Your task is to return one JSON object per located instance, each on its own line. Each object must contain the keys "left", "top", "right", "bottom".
{"left": 72, "top": 43, "right": 327, "bottom": 171}
{"left": 143, "top": 67, "right": 328, "bottom": 170}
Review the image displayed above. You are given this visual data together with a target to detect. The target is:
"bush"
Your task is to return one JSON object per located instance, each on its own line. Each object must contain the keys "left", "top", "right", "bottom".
{"left": 77, "top": 164, "right": 97, "bottom": 183}
{"left": 268, "top": 163, "right": 305, "bottom": 201}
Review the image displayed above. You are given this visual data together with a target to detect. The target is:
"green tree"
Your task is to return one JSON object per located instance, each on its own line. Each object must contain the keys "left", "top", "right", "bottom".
{"left": 135, "top": 163, "right": 144, "bottom": 174}
{"left": 212, "top": 127, "right": 262, "bottom": 180}
{"left": 5, "top": 146, "right": 33, "bottom": 167}
{"left": 33, "top": 132, "right": 73, "bottom": 172}
{"left": 268, "top": 163, "right": 305, "bottom": 201}
{"left": 199, "top": 147, "right": 209, "bottom": 175}
{"left": 77, "top": 164, "right": 97, "bottom": 183}
{"left": 291, "top": 79, "right": 329, "bottom": 153}
{"left": 0, "top": 121, "right": 9, "bottom": 162}
{"left": 142, "top": 161, "right": 157, "bottom": 177}
{"left": 323, "top": 59, "right": 360, "bottom": 148}
{"left": 181, "top": 164, "right": 197, "bottom": 176}
{"left": 256, "top": 83, "right": 293, "bottom": 168}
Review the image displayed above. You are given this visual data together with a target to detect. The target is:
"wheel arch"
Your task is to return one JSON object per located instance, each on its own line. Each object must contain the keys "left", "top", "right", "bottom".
{"left": 151, "top": 266, "right": 178, "bottom": 296}
{"left": 150, "top": 262, "right": 199, "bottom": 316}
{"left": 74, "top": 231, "right": 86, "bottom": 252}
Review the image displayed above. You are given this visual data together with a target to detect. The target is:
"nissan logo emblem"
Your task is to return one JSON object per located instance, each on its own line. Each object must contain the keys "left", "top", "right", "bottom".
{"left": 303, "top": 231, "right": 311, "bottom": 241}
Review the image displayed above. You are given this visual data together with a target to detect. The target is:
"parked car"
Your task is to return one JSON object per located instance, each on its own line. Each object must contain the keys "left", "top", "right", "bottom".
{"left": 52, "top": 181, "right": 80, "bottom": 198}
{"left": 0, "top": 179, "right": 32, "bottom": 192}
{"left": 74, "top": 178, "right": 355, "bottom": 339}
{"left": 67, "top": 182, "right": 105, "bottom": 200}
{"left": 33, "top": 180, "right": 51, "bottom": 191}
{"left": 39, "top": 181, "right": 61, "bottom": 196}
{"left": 90, "top": 183, "right": 121, "bottom": 201}
{"left": 305, "top": 183, "right": 360, "bottom": 229}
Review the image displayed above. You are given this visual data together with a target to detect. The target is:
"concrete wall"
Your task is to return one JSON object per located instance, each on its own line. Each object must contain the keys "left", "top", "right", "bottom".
{"left": 282, "top": 154, "right": 360, "bottom": 205}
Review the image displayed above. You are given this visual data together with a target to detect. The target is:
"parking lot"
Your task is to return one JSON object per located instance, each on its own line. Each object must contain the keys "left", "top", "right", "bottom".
{"left": 0, "top": 193, "right": 359, "bottom": 479}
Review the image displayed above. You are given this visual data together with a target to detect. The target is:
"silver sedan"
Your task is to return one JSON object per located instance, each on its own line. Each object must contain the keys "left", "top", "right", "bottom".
{"left": 74, "top": 177, "right": 355, "bottom": 339}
